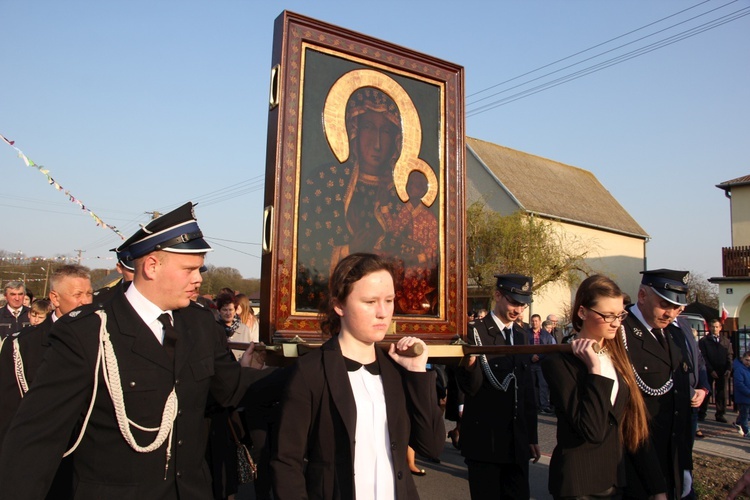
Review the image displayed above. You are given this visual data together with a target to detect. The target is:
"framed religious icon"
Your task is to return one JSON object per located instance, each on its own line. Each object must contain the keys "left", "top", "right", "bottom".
{"left": 260, "top": 11, "right": 466, "bottom": 343}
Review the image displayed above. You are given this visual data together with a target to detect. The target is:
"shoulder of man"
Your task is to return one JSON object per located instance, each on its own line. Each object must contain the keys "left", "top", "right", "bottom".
{"left": 467, "top": 316, "right": 493, "bottom": 339}
{"left": 184, "top": 299, "right": 216, "bottom": 316}
{"left": 55, "top": 302, "right": 106, "bottom": 325}
{"left": 175, "top": 300, "right": 220, "bottom": 325}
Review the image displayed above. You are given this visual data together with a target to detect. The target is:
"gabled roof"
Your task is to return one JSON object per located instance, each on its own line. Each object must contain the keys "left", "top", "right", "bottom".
{"left": 467, "top": 137, "right": 648, "bottom": 238}
{"left": 716, "top": 175, "right": 750, "bottom": 192}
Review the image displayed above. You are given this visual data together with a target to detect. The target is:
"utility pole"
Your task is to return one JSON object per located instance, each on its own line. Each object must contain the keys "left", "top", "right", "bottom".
{"left": 42, "top": 264, "right": 51, "bottom": 297}
{"left": 74, "top": 249, "right": 85, "bottom": 265}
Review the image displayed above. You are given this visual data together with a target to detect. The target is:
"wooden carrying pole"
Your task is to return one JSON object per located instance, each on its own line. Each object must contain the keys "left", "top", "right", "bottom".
{"left": 227, "top": 341, "right": 598, "bottom": 361}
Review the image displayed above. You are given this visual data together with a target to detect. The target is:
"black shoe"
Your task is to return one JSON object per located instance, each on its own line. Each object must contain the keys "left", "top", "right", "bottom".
{"left": 448, "top": 429, "right": 460, "bottom": 450}
{"left": 541, "top": 407, "right": 554, "bottom": 415}
{"left": 717, "top": 415, "right": 728, "bottom": 423}
{"left": 410, "top": 468, "right": 427, "bottom": 476}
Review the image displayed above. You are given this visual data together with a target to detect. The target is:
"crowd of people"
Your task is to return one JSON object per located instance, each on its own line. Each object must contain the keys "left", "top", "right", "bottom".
{"left": 0, "top": 201, "right": 747, "bottom": 500}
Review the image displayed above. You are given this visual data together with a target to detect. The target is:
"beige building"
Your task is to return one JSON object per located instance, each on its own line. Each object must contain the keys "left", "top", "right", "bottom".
{"left": 466, "top": 137, "right": 648, "bottom": 322}
{"left": 711, "top": 175, "right": 750, "bottom": 331}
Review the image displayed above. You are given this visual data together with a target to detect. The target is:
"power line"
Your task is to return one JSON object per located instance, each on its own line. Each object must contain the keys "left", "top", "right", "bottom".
{"left": 467, "top": 4, "right": 750, "bottom": 117}
{"left": 205, "top": 237, "right": 261, "bottom": 246}
{"left": 205, "top": 239, "right": 261, "bottom": 259}
{"left": 467, "top": 0, "right": 715, "bottom": 100}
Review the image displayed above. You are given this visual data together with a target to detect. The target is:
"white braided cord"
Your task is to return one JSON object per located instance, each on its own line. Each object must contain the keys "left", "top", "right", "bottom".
{"left": 62, "top": 310, "right": 178, "bottom": 476}
{"left": 12, "top": 339, "right": 29, "bottom": 397}
{"left": 473, "top": 327, "right": 516, "bottom": 392}
{"left": 620, "top": 325, "right": 673, "bottom": 397}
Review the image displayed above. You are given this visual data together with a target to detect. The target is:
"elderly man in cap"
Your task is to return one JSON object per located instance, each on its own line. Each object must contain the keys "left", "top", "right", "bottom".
{"left": 457, "top": 273, "right": 540, "bottom": 499}
{"left": 0, "top": 202, "right": 269, "bottom": 499}
{"left": 621, "top": 269, "right": 693, "bottom": 500}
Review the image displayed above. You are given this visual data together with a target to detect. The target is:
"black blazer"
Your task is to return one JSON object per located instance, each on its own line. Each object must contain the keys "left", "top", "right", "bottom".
{"left": 0, "top": 305, "right": 30, "bottom": 338}
{"left": 542, "top": 352, "right": 628, "bottom": 497}
{"left": 457, "top": 316, "right": 538, "bottom": 465}
{"left": 0, "top": 315, "right": 55, "bottom": 447}
{"left": 698, "top": 334, "right": 732, "bottom": 375}
{"left": 271, "top": 336, "right": 445, "bottom": 500}
{"left": 0, "top": 289, "right": 268, "bottom": 500}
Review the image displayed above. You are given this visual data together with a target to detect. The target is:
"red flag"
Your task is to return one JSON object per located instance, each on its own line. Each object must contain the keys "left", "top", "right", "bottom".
{"left": 721, "top": 303, "right": 729, "bottom": 323}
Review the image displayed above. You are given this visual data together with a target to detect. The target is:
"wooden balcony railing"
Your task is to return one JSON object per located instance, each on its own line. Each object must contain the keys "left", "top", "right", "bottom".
{"left": 723, "top": 246, "right": 750, "bottom": 277}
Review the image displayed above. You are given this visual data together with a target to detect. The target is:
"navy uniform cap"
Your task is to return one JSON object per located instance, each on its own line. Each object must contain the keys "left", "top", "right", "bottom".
{"left": 494, "top": 273, "right": 533, "bottom": 304}
{"left": 119, "top": 202, "right": 212, "bottom": 262}
{"left": 640, "top": 269, "right": 689, "bottom": 306}
{"left": 112, "top": 246, "right": 135, "bottom": 272}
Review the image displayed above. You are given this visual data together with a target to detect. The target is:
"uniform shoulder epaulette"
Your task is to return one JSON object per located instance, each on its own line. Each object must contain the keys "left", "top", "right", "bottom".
{"left": 57, "top": 302, "right": 106, "bottom": 323}
{"left": 189, "top": 300, "right": 206, "bottom": 309}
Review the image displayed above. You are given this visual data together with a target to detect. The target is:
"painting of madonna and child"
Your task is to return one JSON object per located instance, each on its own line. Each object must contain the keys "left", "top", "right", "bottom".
{"left": 295, "top": 51, "right": 444, "bottom": 317}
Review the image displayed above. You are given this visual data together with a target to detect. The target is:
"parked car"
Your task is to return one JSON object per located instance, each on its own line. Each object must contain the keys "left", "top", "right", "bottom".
{"left": 678, "top": 312, "right": 708, "bottom": 340}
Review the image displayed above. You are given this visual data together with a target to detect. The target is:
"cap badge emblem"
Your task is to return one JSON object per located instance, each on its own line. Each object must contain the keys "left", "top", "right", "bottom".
{"left": 682, "top": 274, "right": 689, "bottom": 284}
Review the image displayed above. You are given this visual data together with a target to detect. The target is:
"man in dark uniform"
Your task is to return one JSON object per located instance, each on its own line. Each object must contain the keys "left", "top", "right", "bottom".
{"left": 698, "top": 318, "right": 733, "bottom": 423}
{"left": 0, "top": 281, "right": 30, "bottom": 338}
{"left": 93, "top": 247, "right": 135, "bottom": 302}
{"left": 457, "top": 273, "right": 539, "bottom": 499}
{"left": 0, "top": 202, "right": 269, "bottom": 499}
{"left": 0, "top": 264, "right": 94, "bottom": 499}
{"left": 622, "top": 269, "right": 692, "bottom": 499}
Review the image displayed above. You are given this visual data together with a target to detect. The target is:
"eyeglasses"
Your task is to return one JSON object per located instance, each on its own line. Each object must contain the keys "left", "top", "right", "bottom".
{"left": 587, "top": 307, "right": 628, "bottom": 324}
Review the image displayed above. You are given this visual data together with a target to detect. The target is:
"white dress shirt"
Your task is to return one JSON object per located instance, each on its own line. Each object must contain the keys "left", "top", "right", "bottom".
{"left": 124, "top": 284, "right": 171, "bottom": 344}
{"left": 347, "top": 367, "right": 396, "bottom": 500}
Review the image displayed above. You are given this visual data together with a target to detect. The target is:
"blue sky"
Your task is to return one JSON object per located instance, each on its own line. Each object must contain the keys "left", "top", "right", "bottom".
{"left": 1, "top": 0, "right": 748, "bottom": 283}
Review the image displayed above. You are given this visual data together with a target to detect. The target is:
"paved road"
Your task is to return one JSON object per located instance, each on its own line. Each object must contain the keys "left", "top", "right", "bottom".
{"left": 240, "top": 407, "right": 750, "bottom": 499}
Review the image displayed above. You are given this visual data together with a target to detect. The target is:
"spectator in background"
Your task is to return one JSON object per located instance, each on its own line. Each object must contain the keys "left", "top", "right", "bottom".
{"left": 674, "top": 309, "right": 710, "bottom": 496}
{"left": 216, "top": 293, "right": 252, "bottom": 360}
{"left": 733, "top": 351, "right": 750, "bottom": 437}
{"left": 24, "top": 290, "right": 34, "bottom": 308}
{"left": 235, "top": 294, "right": 259, "bottom": 343}
{"left": 28, "top": 299, "right": 51, "bottom": 326}
{"left": 528, "top": 313, "right": 555, "bottom": 414}
{"left": 698, "top": 318, "right": 733, "bottom": 423}
{"left": 546, "top": 313, "right": 564, "bottom": 344}
{"left": 475, "top": 309, "right": 487, "bottom": 320}
{"left": 1, "top": 281, "right": 30, "bottom": 338}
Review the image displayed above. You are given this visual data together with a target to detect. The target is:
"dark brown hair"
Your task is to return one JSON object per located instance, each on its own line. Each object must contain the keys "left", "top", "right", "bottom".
{"left": 319, "top": 253, "right": 395, "bottom": 336}
{"left": 215, "top": 293, "right": 236, "bottom": 311}
{"left": 573, "top": 274, "right": 649, "bottom": 452}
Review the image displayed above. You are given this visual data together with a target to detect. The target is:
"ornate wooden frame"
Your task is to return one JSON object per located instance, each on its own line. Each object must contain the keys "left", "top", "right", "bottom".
{"left": 260, "top": 11, "right": 465, "bottom": 343}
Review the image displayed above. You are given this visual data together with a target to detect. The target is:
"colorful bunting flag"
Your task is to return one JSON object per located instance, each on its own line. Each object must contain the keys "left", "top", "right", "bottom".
{"left": 1, "top": 133, "right": 124, "bottom": 239}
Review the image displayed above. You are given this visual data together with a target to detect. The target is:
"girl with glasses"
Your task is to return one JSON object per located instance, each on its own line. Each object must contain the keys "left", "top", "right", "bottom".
{"left": 541, "top": 275, "right": 653, "bottom": 499}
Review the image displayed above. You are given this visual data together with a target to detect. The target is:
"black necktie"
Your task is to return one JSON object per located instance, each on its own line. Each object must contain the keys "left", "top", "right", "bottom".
{"left": 157, "top": 313, "right": 178, "bottom": 362}
{"left": 504, "top": 328, "right": 513, "bottom": 345}
{"left": 654, "top": 328, "right": 668, "bottom": 351}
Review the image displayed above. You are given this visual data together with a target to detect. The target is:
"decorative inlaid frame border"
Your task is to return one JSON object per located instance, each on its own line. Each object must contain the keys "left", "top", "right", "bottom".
{"left": 260, "top": 11, "right": 465, "bottom": 342}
